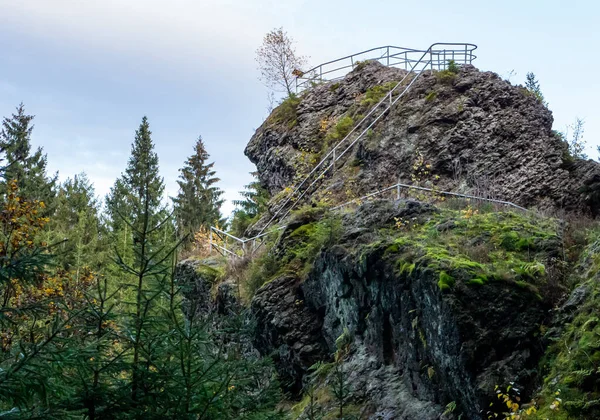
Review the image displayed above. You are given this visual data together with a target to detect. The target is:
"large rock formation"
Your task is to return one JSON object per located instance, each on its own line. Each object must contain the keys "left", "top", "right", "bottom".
{"left": 246, "top": 62, "right": 600, "bottom": 215}
{"left": 249, "top": 200, "right": 561, "bottom": 419}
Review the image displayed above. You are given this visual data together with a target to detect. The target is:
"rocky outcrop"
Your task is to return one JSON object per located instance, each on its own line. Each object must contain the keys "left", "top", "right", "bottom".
{"left": 249, "top": 200, "right": 559, "bottom": 419}
{"left": 252, "top": 274, "right": 329, "bottom": 394}
{"left": 246, "top": 61, "right": 600, "bottom": 215}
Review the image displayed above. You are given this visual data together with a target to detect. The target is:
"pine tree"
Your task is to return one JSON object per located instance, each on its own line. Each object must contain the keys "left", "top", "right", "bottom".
{"left": 0, "top": 104, "right": 57, "bottom": 206}
{"left": 173, "top": 136, "right": 224, "bottom": 242}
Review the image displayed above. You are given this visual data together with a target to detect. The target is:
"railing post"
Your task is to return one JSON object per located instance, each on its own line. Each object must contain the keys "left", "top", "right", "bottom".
{"left": 333, "top": 147, "right": 336, "bottom": 172}
{"left": 397, "top": 185, "right": 401, "bottom": 200}
{"left": 387, "top": 46, "right": 389, "bottom": 66}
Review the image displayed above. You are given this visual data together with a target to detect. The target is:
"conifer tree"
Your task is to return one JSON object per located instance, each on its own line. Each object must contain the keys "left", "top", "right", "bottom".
{"left": 0, "top": 104, "right": 57, "bottom": 206}
{"left": 230, "top": 172, "right": 270, "bottom": 237}
{"left": 44, "top": 173, "right": 108, "bottom": 275}
{"left": 173, "top": 136, "right": 224, "bottom": 242}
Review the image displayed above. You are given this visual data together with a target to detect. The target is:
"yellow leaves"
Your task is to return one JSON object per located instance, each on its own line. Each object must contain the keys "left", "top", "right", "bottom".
{"left": 461, "top": 206, "right": 479, "bottom": 220}
{"left": 489, "top": 384, "right": 539, "bottom": 420}
{"left": 319, "top": 117, "right": 330, "bottom": 133}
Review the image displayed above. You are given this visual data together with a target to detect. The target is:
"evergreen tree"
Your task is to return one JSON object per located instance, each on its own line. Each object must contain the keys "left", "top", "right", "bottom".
{"left": 43, "top": 173, "right": 108, "bottom": 276}
{"left": 0, "top": 103, "right": 57, "bottom": 206}
{"left": 230, "top": 172, "right": 270, "bottom": 237}
{"left": 172, "top": 136, "right": 224, "bottom": 242}
{"left": 524, "top": 72, "right": 547, "bottom": 107}
{"left": 105, "top": 117, "right": 172, "bottom": 266}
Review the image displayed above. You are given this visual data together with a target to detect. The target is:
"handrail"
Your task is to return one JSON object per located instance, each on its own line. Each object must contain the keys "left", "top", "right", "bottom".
{"left": 331, "top": 182, "right": 528, "bottom": 212}
{"left": 296, "top": 43, "right": 477, "bottom": 92}
{"left": 257, "top": 43, "right": 477, "bottom": 236}
{"left": 209, "top": 225, "right": 286, "bottom": 258}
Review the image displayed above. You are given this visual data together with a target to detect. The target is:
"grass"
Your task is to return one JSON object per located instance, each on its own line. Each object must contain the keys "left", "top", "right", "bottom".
{"left": 534, "top": 234, "right": 600, "bottom": 419}
{"left": 326, "top": 115, "right": 354, "bottom": 142}
{"left": 268, "top": 94, "right": 301, "bottom": 129}
{"left": 425, "top": 91, "right": 438, "bottom": 102}
{"left": 380, "top": 209, "right": 560, "bottom": 293}
{"left": 360, "top": 81, "right": 398, "bottom": 107}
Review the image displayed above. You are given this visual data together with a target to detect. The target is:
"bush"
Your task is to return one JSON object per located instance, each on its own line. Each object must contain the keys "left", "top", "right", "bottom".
{"left": 447, "top": 59, "right": 460, "bottom": 74}
{"left": 360, "top": 81, "right": 397, "bottom": 107}
{"left": 326, "top": 115, "right": 354, "bottom": 142}
{"left": 269, "top": 94, "right": 301, "bottom": 129}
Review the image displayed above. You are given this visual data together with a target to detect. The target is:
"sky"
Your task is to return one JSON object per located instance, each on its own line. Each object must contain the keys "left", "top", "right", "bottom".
{"left": 0, "top": 0, "right": 598, "bottom": 216}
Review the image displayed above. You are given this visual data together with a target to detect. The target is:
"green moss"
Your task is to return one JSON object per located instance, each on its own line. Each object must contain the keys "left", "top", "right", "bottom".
{"left": 425, "top": 91, "right": 438, "bottom": 102}
{"left": 438, "top": 271, "right": 455, "bottom": 291}
{"left": 376, "top": 209, "right": 559, "bottom": 294}
{"left": 535, "top": 238, "right": 600, "bottom": 418}
{"left": 326, "top": 115, "right": 354, "bottom": 142}
{"left": 195, "top": 264, "right": 223, "bottom": 284}
{"left": 269, "top": 94, "right": 301, "bottom": 129}
{"left": 360, "top": 81, "right": 398, "bottom": 107}
{"left": 436, "top": 70, "right": 457, "bottom": 84}
{"left": 329, "top": 82, "right": 340, "bottom": 92}
{"left": 468, "top": 277, "right": 486, "bottom": 286}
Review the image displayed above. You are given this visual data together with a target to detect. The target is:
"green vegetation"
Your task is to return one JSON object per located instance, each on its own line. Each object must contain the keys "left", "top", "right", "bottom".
{"left": 230, "top": 172, "right": 270, "bottom": 237}
{"left": 425, "top": 91, "right": 438, "bottom": 102}
{"left": 241, "top": 206, "right": 342, "bottom": 300}
{"left": 360, "top": 81, "right": 397, "bottom": 107}
{"left": 535, "top": 236, "right": 600, "bottom": 419}
{"left": 269, "top": 93, "right": 301, "bottom": 128}
{"left": 327, "top": 115, "right": 355, "bottom": 142}
{"left": 447, "top": 59, "right": 460, "bottom": 74}
{"left": 0, "top": 105, "right": 281, "bottom": 419}
{"left": 173, "top": 136, "right": 225, "bottom": 246}
{"left": 525, "top": 72, "right": 547, "bottom": 107}
{"left": 381, "top": 209, "right": 560, "bottom": 293}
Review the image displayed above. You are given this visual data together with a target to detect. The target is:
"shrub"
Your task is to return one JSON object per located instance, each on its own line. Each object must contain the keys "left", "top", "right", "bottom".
{"left": 447, "top": 59, "right": 460, "bottom": 74}
{"left": 269, "top": 94, "right": 301, "bottom": 129}
{"left": 360, "top": 81, "right": 397, "bottom": 107}
{"left": 326, "top": 115, "right": 354, "bottom": 142}
{"left": 425, "top": 91, "right": 437, "bottom": 102}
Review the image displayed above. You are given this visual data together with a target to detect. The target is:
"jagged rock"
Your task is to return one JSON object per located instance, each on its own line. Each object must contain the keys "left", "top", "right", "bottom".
{"left": 251, "top": 274, "right": 329, "bottom": 394}
{"left": 246, "top": 61, "right": 600, "bottom": 215}
{"left": 249, "top": 200, "right": 557, "bottom": 419}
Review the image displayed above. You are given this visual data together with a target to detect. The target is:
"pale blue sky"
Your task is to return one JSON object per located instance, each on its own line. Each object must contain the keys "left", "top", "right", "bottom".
{"left": 0, "top": 0, "right": 597, "bottom": 215}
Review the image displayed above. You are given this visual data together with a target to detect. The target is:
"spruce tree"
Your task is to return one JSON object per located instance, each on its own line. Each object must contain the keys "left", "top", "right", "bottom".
{"left": 230, "top": 172, "right": 270, "bottom": 237}
{"left": 44, "top": 173, "right": 108, "bottom": 276}
{"left": 0, "top": 103, "right": 56, "bottom": 206}
{"left": 172, "top": 136, "right": 224, "bottom": 242}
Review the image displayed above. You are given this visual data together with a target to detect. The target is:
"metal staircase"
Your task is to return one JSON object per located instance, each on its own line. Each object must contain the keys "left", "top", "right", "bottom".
{"left": 210, "top": 43, "right": 479, "bottom": 258}
{"left": 257, "top": 43, "right": 477, "bottom": 236}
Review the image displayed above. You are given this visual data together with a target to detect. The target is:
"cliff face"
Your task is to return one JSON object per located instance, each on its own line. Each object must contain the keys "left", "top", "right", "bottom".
{"left": 249, "top": 201, "right": 560, "bottom": 419}
{"left": 177, "top": 61, "right": 600, "bottom": 419}
{"left": 246, "top": 62, "right": 600, "bottom": 216}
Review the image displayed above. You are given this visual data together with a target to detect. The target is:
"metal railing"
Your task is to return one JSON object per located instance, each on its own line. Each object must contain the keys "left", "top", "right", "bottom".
{"left": 331, "top": 182, "right": 528, "bottom": 212}
{"left": 257, "top": 43, "right": 478, "bottom": 236}
{"left": 209, "top": 226, "right": 286, "bottom": 259}
{"left": 296, "top": 43, "right": 477, "bottom": 92}
{"left": 210, "top": 43, "right": 479, "bottom": 259}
